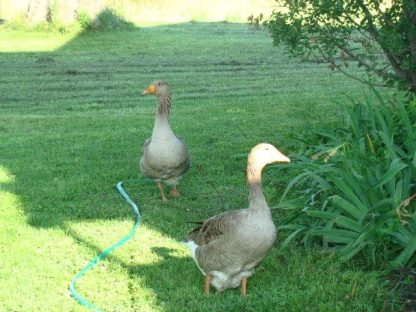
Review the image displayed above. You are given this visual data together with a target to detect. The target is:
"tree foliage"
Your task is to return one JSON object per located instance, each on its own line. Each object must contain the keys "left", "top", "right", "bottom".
{"left": 264, "top": 0, "right": 416, "bottom": 94}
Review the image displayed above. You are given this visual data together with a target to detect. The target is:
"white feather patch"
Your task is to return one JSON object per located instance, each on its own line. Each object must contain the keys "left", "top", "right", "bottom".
{"left": 184, "top": 240, "right": 198, "bottom": 260}
{"left": 182, "top": 240, "right": 205, "bottom": 276}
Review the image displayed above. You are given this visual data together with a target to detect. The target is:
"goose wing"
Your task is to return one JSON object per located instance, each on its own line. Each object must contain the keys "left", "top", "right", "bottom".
{"left": 186, "top": 210, "right": 243, "bottom": 246}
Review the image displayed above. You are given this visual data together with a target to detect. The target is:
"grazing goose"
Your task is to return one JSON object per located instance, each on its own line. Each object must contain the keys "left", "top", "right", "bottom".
{"left": 183, "top": 143, "right": 290, "bottom": 297}
{"left": 140, "top": 80, "right": 190, "bottom": 201}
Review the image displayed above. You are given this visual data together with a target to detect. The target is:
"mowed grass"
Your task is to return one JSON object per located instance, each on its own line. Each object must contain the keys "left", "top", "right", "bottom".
{"left": 0, "top": 23, "right": 399, "bottom": 311}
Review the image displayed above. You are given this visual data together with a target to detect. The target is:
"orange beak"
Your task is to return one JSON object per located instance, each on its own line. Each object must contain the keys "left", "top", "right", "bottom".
{"left": 143, "top": 84, "right": 156, "bottom": 95}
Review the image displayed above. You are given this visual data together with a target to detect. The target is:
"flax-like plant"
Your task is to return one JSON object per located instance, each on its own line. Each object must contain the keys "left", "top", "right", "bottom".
{"left": 278, "top": 90, "right": 416, "bottom": 267}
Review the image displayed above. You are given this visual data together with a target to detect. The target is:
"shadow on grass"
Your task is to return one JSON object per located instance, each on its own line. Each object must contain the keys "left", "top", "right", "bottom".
{"left": 0, "top": 12, "right": 256, "bottom": 229}
{"left": 0, "top": 12, "right": 405, "bottom": 311}
{"left": 63, "top": 219, "right": 260, "bottom": 311}
{"left": 63, "top": 220, "right": 201, "bottom": 310}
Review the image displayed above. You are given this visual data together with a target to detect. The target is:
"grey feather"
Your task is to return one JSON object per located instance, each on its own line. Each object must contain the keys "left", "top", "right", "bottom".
{"left": 183, "top": 143, "right": 290, "bottom": 292}
{"left": 140, "top": 81, "right": 190, "bottom": 186}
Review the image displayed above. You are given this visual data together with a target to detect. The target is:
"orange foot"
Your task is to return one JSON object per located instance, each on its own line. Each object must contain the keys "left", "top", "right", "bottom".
{"left": 240, "top": 277, "right": 247, "bottom": 298}
{"left": 170, "top": 187, "right": 181, "bottom": 197}
{"left": 204, "top": 274, "right": 212, "bottom": 295}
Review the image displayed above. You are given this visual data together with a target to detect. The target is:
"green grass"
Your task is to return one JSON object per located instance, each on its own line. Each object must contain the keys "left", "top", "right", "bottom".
{"left": 0, "top": 22, "right": 400, "bottom": 311}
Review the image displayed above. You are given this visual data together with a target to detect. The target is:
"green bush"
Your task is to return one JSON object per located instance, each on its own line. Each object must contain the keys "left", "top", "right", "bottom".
{"left": 4, "top": 7, "right": 135, "bottom": 33}
{"left": 264, "top": 0, "right": 416, "bottom": 94}
{"left": 278, "top": 90, "right": 416, "bottom": 267}
{"left": 76, "top": 10, "right": 92, "bottom": 30}
{"left": 4, "top": 12, "right": 69, "bottom": 33}
{"left": 4, "top": 13, "right": 31, "bottom": 31}
{"left": 78, "top": 8, "right": 135, "bottom": 31}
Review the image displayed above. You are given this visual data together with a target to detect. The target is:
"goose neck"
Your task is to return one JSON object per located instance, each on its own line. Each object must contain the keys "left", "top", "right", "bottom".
{"left": 157, "top": 94, "right": 171, "bottom": 117}
{"left": 152, "top": 95, "right": 174, "bottom": 140}
{"left": 247, "top": 162, "right": 268, "bottom": 210}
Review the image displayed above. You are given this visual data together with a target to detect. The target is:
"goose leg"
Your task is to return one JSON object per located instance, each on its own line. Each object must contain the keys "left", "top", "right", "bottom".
{"left": 170, "top": 185, "right": 181, "bottom": 197}
{"left": 157, "top": 182, "right": 168, "bottom": 201}
{"left": 204, "top": 274, "right": 212, "bottom": 295}
{"left": 240, "top": 277, "right": 247, "bottom": 298}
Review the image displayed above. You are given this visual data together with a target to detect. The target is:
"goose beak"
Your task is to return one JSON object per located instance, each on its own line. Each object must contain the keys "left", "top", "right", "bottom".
{"left": 273, "top": 151, "right": 290, "bottom": 164}
{"left": 143, "top": 84, "right": 156, "bottom": 95}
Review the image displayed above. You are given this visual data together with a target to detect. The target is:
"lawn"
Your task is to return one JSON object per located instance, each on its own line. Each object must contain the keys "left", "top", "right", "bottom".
{"left": 0, "top": 22, "right": 399, "bottom": 311}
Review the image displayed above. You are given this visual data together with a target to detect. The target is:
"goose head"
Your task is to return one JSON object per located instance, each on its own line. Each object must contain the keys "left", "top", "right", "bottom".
{"left": 248, "top": 143, "right": 290, "bottom": 169}
{"left": 142, "top": 80, "right": 171, "bottom": 97}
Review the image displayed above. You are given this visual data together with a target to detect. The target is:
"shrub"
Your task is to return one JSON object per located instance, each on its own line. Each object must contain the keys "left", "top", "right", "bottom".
{"left": 76, "top": 10, "right": 92, "bottom": 30}
{"left": 4, "top": 13, "right": 30, "bottom": 31}
{"left": 278, "top": 90, "right": 416, "bottom": 267}
{"left": 264, "top": 0, "right": 416, "bottom": 94}
{"left": 4, "top": 7, "right": 135, "bottom": 33}
{"left": 79, "top": 8, "right": 135, "bottom": 31}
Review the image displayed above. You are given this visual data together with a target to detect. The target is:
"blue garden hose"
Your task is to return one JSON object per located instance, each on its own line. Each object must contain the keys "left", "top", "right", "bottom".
{"left": 69, "top": 179, "right": 148, "bottom": 311}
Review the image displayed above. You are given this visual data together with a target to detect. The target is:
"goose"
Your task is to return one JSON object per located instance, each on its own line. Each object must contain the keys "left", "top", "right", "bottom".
{"left": 140, "top": 80, "right": 190, "bottom": 201}
{"left": 183, "top": 143, "right": 290, "bottom": 297}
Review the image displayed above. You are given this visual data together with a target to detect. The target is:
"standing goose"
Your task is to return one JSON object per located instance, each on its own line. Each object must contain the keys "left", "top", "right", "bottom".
{"left": 140, "top": 80, "right": 190, "bottom": 201}
{"left": 183, "top": 143, "right": 289, "bottom": 297}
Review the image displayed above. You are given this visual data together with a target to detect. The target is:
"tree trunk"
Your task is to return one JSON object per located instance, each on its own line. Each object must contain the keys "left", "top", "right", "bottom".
{"left": 56, "top": 0, "right": 77, "bottom": 25}
{"left": 26, "top": 0, "right": 50, "bottom": 24}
